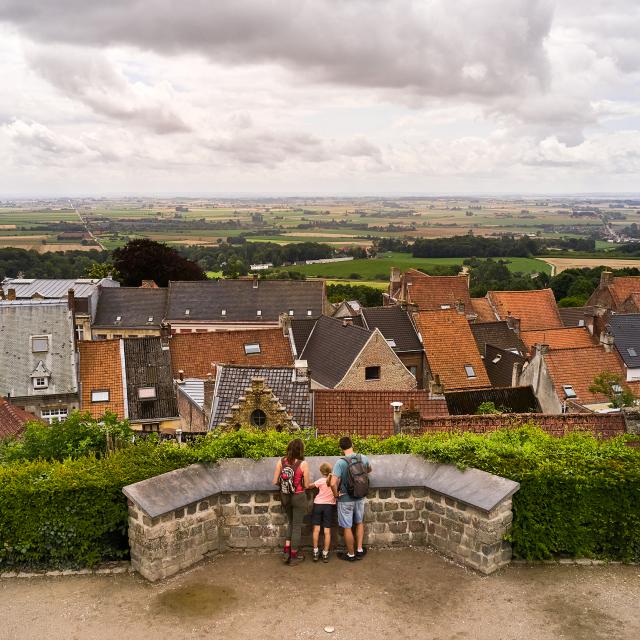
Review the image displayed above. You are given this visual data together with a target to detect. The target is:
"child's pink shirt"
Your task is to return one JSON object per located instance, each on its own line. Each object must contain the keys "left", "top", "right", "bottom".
{"left": 313, "top": 477, "right": 336, "bottom": 505}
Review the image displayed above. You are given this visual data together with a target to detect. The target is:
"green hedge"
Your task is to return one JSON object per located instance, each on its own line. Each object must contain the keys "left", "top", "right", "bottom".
{"left": 1, "top": 427, "right": 638, "bottom": 568}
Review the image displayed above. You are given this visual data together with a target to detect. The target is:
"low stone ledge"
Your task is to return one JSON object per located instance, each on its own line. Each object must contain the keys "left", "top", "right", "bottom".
{"left": 0, "top": 561, "right": 132, "bottom": 579}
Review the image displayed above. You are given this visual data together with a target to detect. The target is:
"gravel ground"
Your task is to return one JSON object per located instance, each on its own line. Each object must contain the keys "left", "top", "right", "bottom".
{"left": 1, "top": 548, "right": 639, "bottom": 640}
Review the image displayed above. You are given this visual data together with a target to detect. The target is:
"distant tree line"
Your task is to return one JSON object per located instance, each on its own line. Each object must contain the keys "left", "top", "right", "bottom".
{"left": 0, "top": 248, "right": 111, "bottom": 280}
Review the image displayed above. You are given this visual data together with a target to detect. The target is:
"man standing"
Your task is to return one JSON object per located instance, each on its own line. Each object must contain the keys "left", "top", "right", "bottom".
{"left": 331, "top": 436, "right": 372, "bottom": 562}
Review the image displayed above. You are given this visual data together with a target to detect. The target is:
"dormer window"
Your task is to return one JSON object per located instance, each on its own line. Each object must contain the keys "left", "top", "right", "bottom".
{"left": 221, "top": 309, "right": 226, "bottom": 316}
{"left": 562, "top": 385, "right": 577, "bottom": 399}
{"left": 386, "top": 339, "right": 397, "bottom": 348}
{"left": 289, "top": 309, "right": 294, "bottom": 316}
{"left": 31, "top": 336, "right": 49, "bottom": 352}
{"left": 244, "top": 343, "right": 261, "bottom": 355}
{"left": 184, "top": 309, "right": 190, "bottom": 316}
{"left": 138, "top": 386, "right": 156, "bottom": 400}
{"left": 256, "top": 310, "right": 262, "bottom": 317}
{"left": 307, "top": 309, "right": 313, "bottom": 316}
{"left": 148, "top": 316, "right": 154, "bottom": 323}
{"left": 627, "top": 348, "right": 637, "bottom": 357}
{"left": 464, "top": 364, "right": 476, "bottom": 378}
{"left": 115, "top": 315, "right": 122, "bottom": 322}
{"left": 33, "top": 377, "right": 48, "bottom": 389}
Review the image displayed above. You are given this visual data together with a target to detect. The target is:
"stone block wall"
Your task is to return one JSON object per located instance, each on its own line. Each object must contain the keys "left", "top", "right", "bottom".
{"left": 128, "top": 487, "right": 513, "bottom": 581}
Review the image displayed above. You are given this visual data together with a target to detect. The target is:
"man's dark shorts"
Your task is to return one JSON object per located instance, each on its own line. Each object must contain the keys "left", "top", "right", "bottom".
{"left": 311, "top": 504, "right": 335, "bottom": 528}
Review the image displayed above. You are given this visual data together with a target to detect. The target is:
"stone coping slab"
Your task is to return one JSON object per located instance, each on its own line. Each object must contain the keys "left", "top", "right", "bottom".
{"left": 123, "top": 454, "right": 519, "bottom": 519}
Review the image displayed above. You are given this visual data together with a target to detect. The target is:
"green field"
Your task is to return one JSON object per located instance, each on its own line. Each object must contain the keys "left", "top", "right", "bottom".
{"left": 278, "top": 252, "right": 550, "bottom": 281}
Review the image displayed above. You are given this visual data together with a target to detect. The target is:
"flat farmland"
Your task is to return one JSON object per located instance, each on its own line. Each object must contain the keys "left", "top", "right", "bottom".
{"left": 542, "top": 256, "right": 640, "bottom": 274}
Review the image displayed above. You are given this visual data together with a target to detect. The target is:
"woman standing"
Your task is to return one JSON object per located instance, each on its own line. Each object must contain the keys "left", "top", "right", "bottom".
{"left": 272, "top": 438, "right": 310, "bottom": 566}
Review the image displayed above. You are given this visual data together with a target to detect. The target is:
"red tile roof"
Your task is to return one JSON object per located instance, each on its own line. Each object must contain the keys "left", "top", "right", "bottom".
{"left": 0, "top": 397, "right": 39, "bottom": 439}
{"left": 414, "top": 310, "right": 491, "bottom": 390}
{"left": 78, "top": 340, "right": 126, "bottom": 419}
{"left": 169, "top": 329, "right": 293, "bottom": 378}
{"left": 544, "top": 346, "right": 630, "bottom": 405}
{"left": 520, "top": 327, "right": 596, "bottom": 352}
{"left": 470, "top": 298, "right": 496, "bottom": 322}
{"left": 402, "top": 269, "right": 471, "bottom": 311}
{"left": 487, "top": 289, "right": 563, "bottom": 331}
{"left": 313, "top": 390, "right": 449, "bottom": 436}
{"left": 608, "top": 277, "right": 640, "bottom": 306}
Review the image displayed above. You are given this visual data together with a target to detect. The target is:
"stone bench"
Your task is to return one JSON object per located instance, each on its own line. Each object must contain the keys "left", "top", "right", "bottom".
{"left": 123, "top": 455, "right": 519, "bottom": 581}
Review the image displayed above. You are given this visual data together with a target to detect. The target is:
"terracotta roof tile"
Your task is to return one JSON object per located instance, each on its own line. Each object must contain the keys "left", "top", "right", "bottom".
{"left": 544, "top": 346, "right": 630, "bottom": 405}
{"left": 78, "top": 340, "right": 126, "bottom": 419}
{"left": 169, "top": 329, "right": 293, "bottom": 379}
{"left": 414, "top": 310, "right": 490, "bottom": 390}
{"left": 487, "top": 289, "right": 563, "bottom": 331}
{"left": 313, "top": 390, "right": 449, "bottom": 436}
{"left": 608, "top": 277, "right": 640, "bottom": 306}
{"left": 520, "top": 327, "right": 596, "bottom": 352}
{"left": 0, "top": 397, "right": 39, "bottom": 439}
{"left": 470, "top": 298, "right": 496, "bottom": 322}
{"left": 403, "top": 269, "right": 471, "bottom": 311}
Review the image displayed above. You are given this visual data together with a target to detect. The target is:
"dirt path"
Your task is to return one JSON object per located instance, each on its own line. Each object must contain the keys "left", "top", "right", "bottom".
{"left": 1, "top": 549, "right": 639, "bottom": 640}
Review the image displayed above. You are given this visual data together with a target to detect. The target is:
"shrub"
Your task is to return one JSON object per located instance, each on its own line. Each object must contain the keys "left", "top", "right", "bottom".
{"left": 1, "top": 426, "right": 638, "bottom": 568}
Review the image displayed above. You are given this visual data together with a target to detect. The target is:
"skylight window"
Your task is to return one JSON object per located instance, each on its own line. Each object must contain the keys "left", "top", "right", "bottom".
{"left": 307, "top": 309, "right": 313, "bottom": 316}
{"left": 244, "top": 343, "right": 261, "bottom": 355}
{"left": 115, "top": 315, "right": 121, "bottom": 322}
{"left": 289, "top": 309, "right": 294, "bottom": 316}
{"left": 627, "top": 348, "right": 637, "bottom": 357}
{"left": 440, "top": 304, "right": 451, "bottom": 310}
{"left": 562, "top": 385, "right": 577, "bottom": 399}
{"left": 148, "top": 316, "right": 153, "bottom": 322}
{"left": 464, "top": 364, "right": 476, "bottom": 378}
{"left": 386, "top": 339, "right": 397, "bottom": 348}
{"left": 184, "top": 309, "right": 190, "bottom": 316}
{"left": 256, "top": 310, "right": 262, "bottom": 317}
{"left": 221, "top": 309, "right": 226, "bottom": 316}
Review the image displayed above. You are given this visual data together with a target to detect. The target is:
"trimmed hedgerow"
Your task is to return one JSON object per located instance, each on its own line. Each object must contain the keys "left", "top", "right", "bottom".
{"left": 0, "top": 427, "right": 638, "bottom": 568}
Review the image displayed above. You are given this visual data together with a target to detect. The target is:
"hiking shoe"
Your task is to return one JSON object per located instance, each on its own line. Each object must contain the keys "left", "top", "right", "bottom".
{"left": 337, "top": 552, "right": 358, "bottom": 562}
{"left": 356, "top": 548, "right": 367, "bottom": 559}
{"left": 313, "top": 550, "right": 320, "bottom": 562}
{"left": 288, "top": 554, "right": 305, "bottom": 566}
{"left": 282, "top": 550, "right": 291, "bottom": 563}
{"left": 322, "top": 552, "right": 330, "bottom": 564}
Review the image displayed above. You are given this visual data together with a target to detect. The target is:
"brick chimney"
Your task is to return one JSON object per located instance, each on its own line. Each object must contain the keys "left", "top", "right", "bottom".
{"left": 429, "top": 374, "right": 444, "bottom": 396}
{"left": 600, "top": 270, "right": 614, "bottom": 286}
{"left": 279, "top": 312, "right": 291, "bottom": 336}
{"left": 160, "top": 322, "right": 171, "bottom": 348}
{"left": 505, "top": 313, "right": 521, "bottom": 335}
{"left": 67, "top": 288, "right": 75, "bottom": 312}
{"left": 600, "top": 330, "right": 614, "bottom": 353}
{"left": 7, "top": 288, "right": 16, "bottom": 301}
{"left": 390, "top": 267, "right": 401, "bottom": 287}
{"left": 203, "top": 371, "right": 216, "bottom": 427}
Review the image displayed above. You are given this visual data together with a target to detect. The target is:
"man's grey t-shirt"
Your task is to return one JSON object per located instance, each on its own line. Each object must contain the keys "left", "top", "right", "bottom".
{"left": 333, "top": 453, "right": 370, "bottom": 503}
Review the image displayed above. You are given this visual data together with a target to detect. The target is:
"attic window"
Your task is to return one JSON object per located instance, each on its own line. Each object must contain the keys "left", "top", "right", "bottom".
{"left": 147, "top": 316, "right": 153, "bottom": 322}
{"left": 440, "top": 304, "right": 451, "bottom": 310}
{"left": 365, "top": 366, "right": 381, "bottom": 380}
{"left": 256, "top": 310, "right": 262, "bottom": 317}
{"left": 289, "top": 309, "right": 294, "bottom": 316}
{"left": 464, "top": 364, "right": 476, "bottom": 378}
{"left": 244, "top": 343, "right": 261, "bottom": 355}
{"left": 221, "top": 309, "right": 226, "bottom": 316}
{"left": 138, "top": 386, "right": 157, "bottom": 400}
{"left": 562, "top": 385, "right": 577, "bottom": 399}
{"left": 115, "top": 315, "right": 122, "bottom": 322}
{"left": 386, "top": 339, "right": 397, "bottom": 348}
{"left": 307, "top": 309, "right": 313, "bottom": 316}
{"left": 184, "top": 309, "right": 190, "bottom": 316}
{"left": 31, "top": 336, "right": 49, "bottom": 352}
{"left": 627, "top": 348, "right": 637, "bottom": 357}
{"left": 578, "top": 320, "right": 585, "bottom": 327}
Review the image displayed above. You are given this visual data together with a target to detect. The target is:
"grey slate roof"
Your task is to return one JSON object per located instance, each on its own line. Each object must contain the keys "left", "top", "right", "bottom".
{"left": 290, "top": 318, "right": 317, "bottom": 356}
{"left": 361, "top": 306, "right": 422, "bottom": 352}
{"left": 559, "top": 306, "right": 589, "bottom": 327}
{"left": 93, "top": 287, "right": 168, "bottom": 328}
{"left": 471, "top": 321, "right": 525, "bottom": 355}
{"left": 607, "top": 314, "right": 640, "bottom": 368}
{"left": 210, "top": 365, "right": 312, "bottom": 428}
{"left": 300, "top": 315, "right": 373, "bottom": 388}
{"left": 0, "top": 300, "right": 77, "bottom": 399}
{"left": 166, "top": 280, "right": 325, "bottom": 323}
{"left": 123, "top": 337, "right": 178, "bottom": 421}
{"left": 484, "top": 344, "right": 526, "bottom": 388}
{"left": 1, "top": 277, "right": 116, "bottom": 299}
{"left": 445, "top": 386, "right": 540, "bottom": 415}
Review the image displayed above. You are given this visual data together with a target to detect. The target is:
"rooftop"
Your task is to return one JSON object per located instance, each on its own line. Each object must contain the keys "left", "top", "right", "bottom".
{"left": 78, "top": 340, "right": 125, "bottom": 419}
{"left": 169, "top": 328, "right": 293, "bottom": 378}
{"left": 607, "top": 314, "right": 640, "bottom": 369}
{"left": 483, "top": 345, "right": 526, "bottom": 388}
{"left": 93, "top": 287, "right": 168, "bottom": 328}
{"left": 558, "top": 306, "right": 589, "bottom": 328}
{"left": 361, "top": 306, "right": 422, "bottom": 352}
{"left": 415, "top": 310, "right": 490, "bottom": 391}
{"left": 470, "top": 321, "right": 524, "bottom": 355}
{"left": 487, "top": 289, "right": 563, "bottom": 331}
{"left": 1, "top": 277, "right": 115, "bottom": 299}
{"left": 520, "top": 327, "right": 595, "bottom": 352}
{"left": 0, "top": 396, "right": 38, "bottom": 439}
{"left": 402, "top": 269, "right": 471, "bottom": 311}
{"left": 313, "top": 390, "right": 448, "bottom": 436}
{"left": 444, "top": 386, "right": 540, "bottom": 415}
{"left": 470, "top": 297, "right": 497, "bottom": 322}
{"left": 607, "top": 276, "right": 640, "bottom": 307}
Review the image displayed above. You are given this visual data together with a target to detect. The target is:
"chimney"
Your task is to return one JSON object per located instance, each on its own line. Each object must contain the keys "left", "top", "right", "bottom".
{"left": 511, "top": 361, "right": 523, "bottom": 387}
{"left": 160, "top": 322, "right": 171, "bottom": 348}
{"left": 455, "top": 299, "right": 465, "bottom": 314}
{"left": 67, "top": 288, "right": 75, "bottom": 312}
{"left": 505, "top": 314, "right": 521, "bottom": 335}
{"left": 429, "top": 374, "right": 444, "bottom": 396}
{"left": 600, "top": 270, "right": 614, "bottom": 287}
{"left": 390, "top": 401, "right": 403, "bottom": 434}
{"left": 252, "top": 274, "right": 259, "bottom": 289}
{"left": 390, "top": 267, "right": 401, "bottom": 285}
{"left": 7, "top": 288, "right": 16, "bottom": 301}
{"left": 600, "top": 330, "right": 614, "bottom": 353}
{"left": 342, "top": 318, "right": 353, "bottom": 327}
{"left": 279, "top": 312, "right": 291, "bottom": 336}
{"left": 536, "top": 343, "right": 549, "bottom": 356}
{"left": 294, "top": 359, "right": 308, "bottom": 382}
{"left": 203, "top": 371, "right": 216, "bottom": 427}
{"left": 177, "top": 369, "right": 185, "bottom": 383}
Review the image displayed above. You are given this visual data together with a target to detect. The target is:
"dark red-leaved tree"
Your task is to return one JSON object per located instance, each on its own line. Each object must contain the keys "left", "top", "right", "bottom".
{"left": 112, "top": 239, "right": 206, "bottom": 287}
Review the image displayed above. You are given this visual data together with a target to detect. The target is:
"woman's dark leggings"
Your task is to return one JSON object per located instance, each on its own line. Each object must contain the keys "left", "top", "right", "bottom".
{"left": 281, "top": 492, "right": 307, "bottom": 551}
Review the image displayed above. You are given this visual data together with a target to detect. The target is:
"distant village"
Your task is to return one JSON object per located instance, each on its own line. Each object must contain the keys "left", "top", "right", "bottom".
{"left": 1, "top": 267, "right": 640, "bottom": 440}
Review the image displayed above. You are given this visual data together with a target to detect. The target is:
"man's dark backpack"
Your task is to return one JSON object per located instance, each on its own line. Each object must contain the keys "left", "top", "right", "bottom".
{"left": 342, "top": 454, "right": 370, "bottom": 499}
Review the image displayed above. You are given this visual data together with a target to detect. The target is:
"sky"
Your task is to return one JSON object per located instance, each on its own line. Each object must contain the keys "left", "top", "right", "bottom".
{"left": 1, "top": 0, "right": 640, "bottom": 197}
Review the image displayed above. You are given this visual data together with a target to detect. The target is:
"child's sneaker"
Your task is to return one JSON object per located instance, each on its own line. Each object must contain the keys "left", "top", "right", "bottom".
{"left": 313, "top": 549, "right": 320, "bottom": 562}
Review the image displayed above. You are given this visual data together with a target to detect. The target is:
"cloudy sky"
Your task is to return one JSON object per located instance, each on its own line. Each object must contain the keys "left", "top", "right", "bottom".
{"left": 1, "top": 0, "right": 639, "bottom": 196}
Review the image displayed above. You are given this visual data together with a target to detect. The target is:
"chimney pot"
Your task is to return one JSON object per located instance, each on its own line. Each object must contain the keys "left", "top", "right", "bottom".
{"left": 600, "top": 270, "right": 614, "bottom": 286}
{"left": 178, "top": 369, "right": 184, "bottom": 382}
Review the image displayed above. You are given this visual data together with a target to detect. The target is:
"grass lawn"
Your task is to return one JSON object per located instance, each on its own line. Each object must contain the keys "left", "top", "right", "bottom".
{"left": 276, "top": 252, "right": 550, "bottom": 281}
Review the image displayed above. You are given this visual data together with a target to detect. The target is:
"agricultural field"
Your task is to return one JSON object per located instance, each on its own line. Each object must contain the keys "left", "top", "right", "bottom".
{"left": 542, "top": 257, "right": 640, "bottom": 274}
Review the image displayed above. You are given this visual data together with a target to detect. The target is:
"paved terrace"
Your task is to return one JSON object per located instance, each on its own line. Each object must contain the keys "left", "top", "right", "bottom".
{"left": 2, "top": 549, "right": 638, "bottom": 640}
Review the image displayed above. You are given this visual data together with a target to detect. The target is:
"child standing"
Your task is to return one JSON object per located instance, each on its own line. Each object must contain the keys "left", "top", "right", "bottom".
{"left": 310, "top": 463, "right": 336, "bottom": 562}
